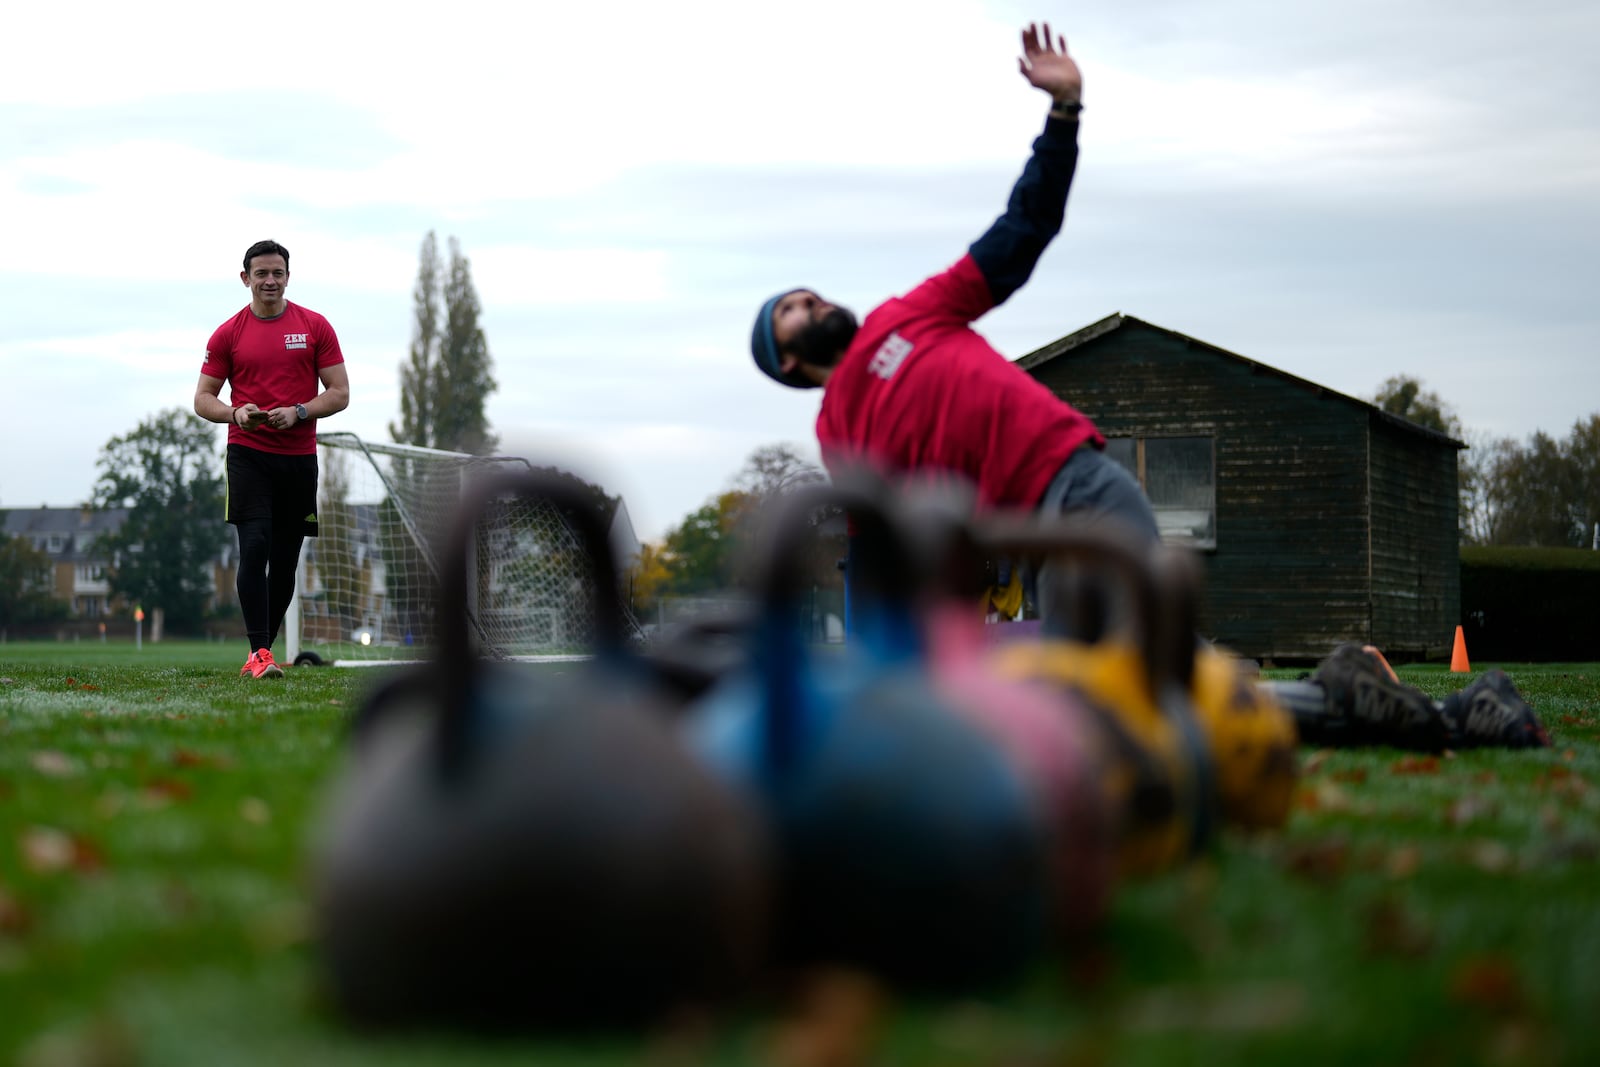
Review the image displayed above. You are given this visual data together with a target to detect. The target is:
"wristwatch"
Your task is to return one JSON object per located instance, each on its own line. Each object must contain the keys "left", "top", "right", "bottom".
{"left": 294, "top": 403, "right": 309, "bottom": 422}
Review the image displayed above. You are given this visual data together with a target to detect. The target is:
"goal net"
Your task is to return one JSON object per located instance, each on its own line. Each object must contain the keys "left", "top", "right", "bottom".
{"left": 287, "top": 432, "right": 641, "bottom": 666}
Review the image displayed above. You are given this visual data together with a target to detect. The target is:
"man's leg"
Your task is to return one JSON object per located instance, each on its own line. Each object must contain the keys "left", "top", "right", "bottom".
{"left": 265, "top": 524, "right": 305, "bottom": 649}
{"left": 1033, "top": 445, "right": 1160, "bottom": 635}
{"left": 1261, "top": 645, "right": 1550, "bottom": 751}
{"left": 236, "top": 518, "right": 275, "bottom": 653}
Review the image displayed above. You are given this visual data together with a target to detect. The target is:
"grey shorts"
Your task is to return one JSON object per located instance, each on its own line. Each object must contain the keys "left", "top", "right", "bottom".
{"left": 1036, "top": 444, "right": 1159, "bottom": 545}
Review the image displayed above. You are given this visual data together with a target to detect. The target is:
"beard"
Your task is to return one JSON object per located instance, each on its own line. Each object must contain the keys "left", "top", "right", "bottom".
{"left": 789, "top": 305, "right": 858, "bottom": 369}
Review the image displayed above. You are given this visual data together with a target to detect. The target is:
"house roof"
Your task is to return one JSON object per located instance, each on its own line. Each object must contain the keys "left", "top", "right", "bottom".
{"left": 1017, "top": 313, "right": 1466, "bottom": 450}
{"left": 1, "top": 506, "right": 131, "bottom": 563}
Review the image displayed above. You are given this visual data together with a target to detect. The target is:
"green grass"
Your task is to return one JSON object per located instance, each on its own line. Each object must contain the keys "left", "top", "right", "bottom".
{"left": 2, "top": 641, "right": 1598, "bottom": 1065}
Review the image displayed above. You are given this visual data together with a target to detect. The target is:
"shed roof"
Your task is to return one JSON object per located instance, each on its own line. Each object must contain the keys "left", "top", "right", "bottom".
{"left": 1017, "top": 313, "right": 1466, "bottom": 450}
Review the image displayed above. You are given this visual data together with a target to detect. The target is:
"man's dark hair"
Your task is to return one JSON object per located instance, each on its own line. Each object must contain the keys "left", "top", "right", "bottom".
{"left": 243, "top": 240, "right": 290, "bottom": 273}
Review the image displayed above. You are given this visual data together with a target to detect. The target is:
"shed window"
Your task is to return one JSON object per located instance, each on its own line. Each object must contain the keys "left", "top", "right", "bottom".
{"left": 1105, "top": 435, "right": 1216, "bottom": 549}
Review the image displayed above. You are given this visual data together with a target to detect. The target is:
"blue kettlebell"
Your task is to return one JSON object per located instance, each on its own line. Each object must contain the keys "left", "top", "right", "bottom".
{"left": 312, "top": 470, "right": 769, "bottom": 1032}
{"left": 686, "top": 479, "right": 1049, "bottom": 993}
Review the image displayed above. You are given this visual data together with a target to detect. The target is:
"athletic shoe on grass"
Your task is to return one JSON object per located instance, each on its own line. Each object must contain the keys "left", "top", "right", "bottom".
{"left": 1311, "top": 643, "right": 1448, "bottom": 752}
{"left": 242, "top": 648, "right": 284, "bottom": 680}
{"left": 1439, "top": 669, "right": 1551, "bottom": 749}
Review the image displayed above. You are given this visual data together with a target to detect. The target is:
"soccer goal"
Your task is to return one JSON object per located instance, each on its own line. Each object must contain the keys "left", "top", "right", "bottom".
{"left": 286, "top": 432, "right": 641, "bottom": 666}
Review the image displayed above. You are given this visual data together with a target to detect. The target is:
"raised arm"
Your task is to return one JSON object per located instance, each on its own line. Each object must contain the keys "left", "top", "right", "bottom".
{"left": 968, "top": 23, "right": 1084, "bottom": 306}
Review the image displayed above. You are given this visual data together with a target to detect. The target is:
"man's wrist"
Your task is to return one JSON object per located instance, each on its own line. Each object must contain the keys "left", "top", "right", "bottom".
{"left": 1049, "top": 97, "right": 1083, "bottom": 120}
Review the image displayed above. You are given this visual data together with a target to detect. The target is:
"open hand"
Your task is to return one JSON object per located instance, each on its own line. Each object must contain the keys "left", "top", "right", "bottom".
{"left": 1017, "top": 22, "right": 1081, "bottom": 106}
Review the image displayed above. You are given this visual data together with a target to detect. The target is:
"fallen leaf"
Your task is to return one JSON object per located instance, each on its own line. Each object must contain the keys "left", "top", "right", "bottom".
{"left": 142, "top": 779, "right": 194, "bottom": 804}
{"left": 172, "top": 748, "right": 233, "bottom": 770}
{"left": 163, "top": 881, "right": 199, "bottom": 918}
{"left": 1295, "top": 780, "right": 1353, "bottom": 814}
{"left": 240, "top": 798, "right": 271, "bottom": 825}
{"left": 1330, "top": 768, "right": 1369, "bottom": 784}
{"left": 1391, "top": 756, "right": 1440, "bottom": 775}
{"left": 1283, "top": 838, "right": 1350, "bottom": 882}
{"left": 1449, "top": 956, "right": 1525, "bottom": 1015}
{"left": 0, "top": 885, "right": 32, "bottom": 934}
{"left": 1364, "top": 896, "right": 1432, "bottom": 959}
{"left": 765, "top": 969, "right": 887, "bottom": 1067}
{"left": 1448, "top": 795, "right": 1497, "bottom": 827}
{"left": 1467, "top": 840, "right": 1514, "bottom": 873}
{"left": 1473, "top": 771, "right": 1499, "bottom": 785}
{"left": 1386, "top": 844, "right": 1423, "bottom": 879}
{"left": 15, "top": 1016, "right": 138, "bottom": 1067}
{"left": 1301, "top": 750, "right": 1334, "bottom": 776}
{"left": 1119, "top": 982, "right": 1307, "bottom": 1032}
{"left": 21, "top": 827, "right": 105, "bottom": 875}
{"left": 30, "top": 750, "right": 77, "bottom": 778}
{"left": 1067, "top": 943, "right": 1118, "bottom": 990}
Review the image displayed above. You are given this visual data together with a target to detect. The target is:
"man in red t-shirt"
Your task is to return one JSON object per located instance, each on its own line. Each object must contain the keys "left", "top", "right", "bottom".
{"left": 749, "top": 23, "right": 1156, "bottom": 544}
{"left": 194, "top": 240, "right": 351, "bottom": 679}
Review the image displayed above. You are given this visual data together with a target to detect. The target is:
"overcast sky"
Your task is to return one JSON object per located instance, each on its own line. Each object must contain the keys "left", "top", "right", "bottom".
{"left": 3, "top": 0, "right": 1596, "bottom": 542}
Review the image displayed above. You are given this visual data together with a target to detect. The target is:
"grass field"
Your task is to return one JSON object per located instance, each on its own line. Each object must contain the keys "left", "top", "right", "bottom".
{"left": 2, "top": 640, "right": 1598, "bottom": 1065}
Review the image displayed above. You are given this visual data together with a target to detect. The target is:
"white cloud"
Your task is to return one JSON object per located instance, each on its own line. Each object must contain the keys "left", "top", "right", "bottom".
{"left": 2, "top": 0, "right": 1597, "bottom": 538}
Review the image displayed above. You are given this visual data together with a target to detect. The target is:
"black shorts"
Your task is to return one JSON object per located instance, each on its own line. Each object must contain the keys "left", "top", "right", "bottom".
{"left": 226, "top": 444, "right": 320, "bottom": 537}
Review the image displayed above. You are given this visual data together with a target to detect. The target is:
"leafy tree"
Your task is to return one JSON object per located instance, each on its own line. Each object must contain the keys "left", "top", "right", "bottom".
{"left": 1374, "top": 376, "right": 1480, "bottom": 543}
{"left": 1374, "top": 375, "right": 1463, "bottom": 437}
{"left": 658, "top": 491, "right": 750, "bottom": 597}
{"left": 656, "top": 444, "right": 830, "bottom": 597}
{"left": 733, "top": 443, "right": 827, "bottom": 499}
{"left": 1567, "top": 414, "right": 1600, "bottom": 548}
{"left": 0, "top": 534, "right": 68, "bottom": 629}
{"left": 629, "top": 542, "right": 672, "bottom": 614}
{"left": 439, "top": 237, "right": 499, "bottom": 455}
{"left": 1458, "top": 431, "right": 1517, "bottom": 546}
{"left": 390, "top": 232, "right": 499, "bottom": 455}
{"left": 90, "top": 411, "right": 229, "bottom": 633}
{"left": 1488, "top": 431, "right": 1576, "bottom": 546}
{"left": 391, "top": 231, "right": 443, "bottom": 450}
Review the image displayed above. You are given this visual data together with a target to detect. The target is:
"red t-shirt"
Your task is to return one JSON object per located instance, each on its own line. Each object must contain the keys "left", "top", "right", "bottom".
{"left": 816, "top": 253, "right": 1102, "bottom": 510}
{"left": 202, "top": 301, "right": 344, "bottom": 456}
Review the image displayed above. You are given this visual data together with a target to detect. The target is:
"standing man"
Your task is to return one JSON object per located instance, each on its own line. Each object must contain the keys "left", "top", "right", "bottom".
{"left": 749, "top": 22, "right": 1158, "bottom": 544}
{"left": 194, "top": 240, "right": 350, "bottom": 679}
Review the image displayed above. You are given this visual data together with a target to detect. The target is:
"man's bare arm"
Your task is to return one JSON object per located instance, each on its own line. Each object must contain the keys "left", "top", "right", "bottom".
{"left": 263, "top": 362, "right": 350, "bottom": 430}
{"left": 195, "top": 372, "right": 267, "bottom": 429}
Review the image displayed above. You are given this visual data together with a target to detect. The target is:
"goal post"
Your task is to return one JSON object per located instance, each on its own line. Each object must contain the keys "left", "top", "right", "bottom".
{"left": 287, "top": 432, "right": 641, "bottom": 666}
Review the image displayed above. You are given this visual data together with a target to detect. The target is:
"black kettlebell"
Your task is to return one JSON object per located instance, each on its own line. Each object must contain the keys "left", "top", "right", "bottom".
{"left": 312, "top": 469, "right": 769, "bottom": 1032}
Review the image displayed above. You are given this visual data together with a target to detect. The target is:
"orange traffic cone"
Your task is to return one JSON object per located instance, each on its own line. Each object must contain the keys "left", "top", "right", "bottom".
{"left": 1450, "top": 625, "right": 1471, "bottom": 674}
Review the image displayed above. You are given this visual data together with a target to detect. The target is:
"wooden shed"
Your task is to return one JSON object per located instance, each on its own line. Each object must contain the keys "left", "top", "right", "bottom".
{"left": 1018, "top": 313, "right": 1464, "bottom": 662}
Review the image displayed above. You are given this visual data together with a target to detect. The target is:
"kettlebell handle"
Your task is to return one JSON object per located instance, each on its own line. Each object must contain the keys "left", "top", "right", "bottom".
{"left": 965, "top": 513, "right": 1177, "bottom": 700}
{"left": 435, "top": 470, "right": 629, "bottom": 765}
{"left": 747, "top": 475, "right": 925, "bottom": 774}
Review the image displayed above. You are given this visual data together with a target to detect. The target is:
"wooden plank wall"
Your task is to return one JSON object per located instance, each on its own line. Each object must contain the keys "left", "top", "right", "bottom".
{"left": 1367, "top": 418, "right": 1460, "bottom": 658}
